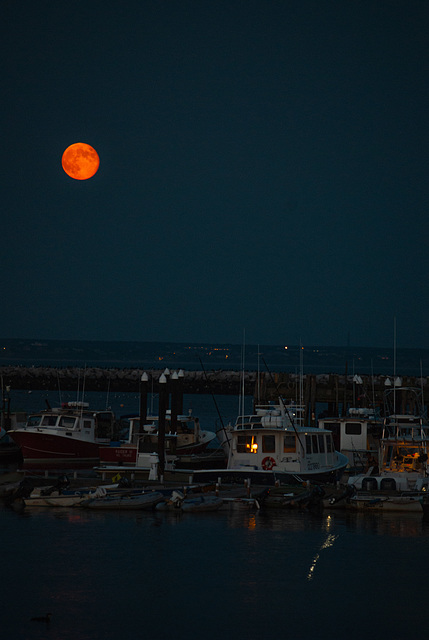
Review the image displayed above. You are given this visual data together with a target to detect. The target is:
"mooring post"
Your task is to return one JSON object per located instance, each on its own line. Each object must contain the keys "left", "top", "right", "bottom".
{"left": 158, "top": 373, "right": 168, "bottom": 480}
{"left": 139, "top": 372, "right": 148, "bottom": 431}
{"left": 170, "top": 371, "right": 179, "bottom": 434}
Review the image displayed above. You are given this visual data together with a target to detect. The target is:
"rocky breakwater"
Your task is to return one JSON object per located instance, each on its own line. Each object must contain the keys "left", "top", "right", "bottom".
{"left": 0, "top": 366, "right": 257, "bottom": 395}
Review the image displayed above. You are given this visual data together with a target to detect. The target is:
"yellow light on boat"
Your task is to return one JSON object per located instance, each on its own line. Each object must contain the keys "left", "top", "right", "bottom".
{"left": 251, "top": 443, "right": 258, "bottom": 452}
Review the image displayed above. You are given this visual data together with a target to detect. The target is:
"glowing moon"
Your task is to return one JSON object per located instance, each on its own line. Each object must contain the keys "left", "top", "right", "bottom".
{"left": 62, "top": 142, "right": 100, "bottom": 180}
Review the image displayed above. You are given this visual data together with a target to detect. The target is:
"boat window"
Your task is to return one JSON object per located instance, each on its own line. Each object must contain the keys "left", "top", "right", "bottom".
{"left": 318, "top": 434, "right": 325, "bottom": 453}
{"left": 345, "top": 422, "right": 361, "bottom": 435}
{"left": 27, "top": 415, "right": 43, "bottom": 427}
{"left": 59, "top": 416, "right": 77, "bottom": 428}
{"left": 83, "top": 420, "right": 92, "bottom": 429}
{"left": 326, "top": 435, "right": 333, "bottom": 453}
{"left": 262, "top": 435, "right": 275, "bottom": 453}
{"left": 237, "top": 435, "right": 257, "bottom": 453}
{"left": 311, "top": 435, "right": 319, "bottom": 453}
{"left": 284, "top": 435, "right": 296, "bottom": 453}
{"left": 323, "top": 422, "right": 340, "bottom": 436}
{"left": 41, "top": 415, "right": 58, "bottom": 426}
{"left": 306, "top": 435, "right": 312, "bottom": 453}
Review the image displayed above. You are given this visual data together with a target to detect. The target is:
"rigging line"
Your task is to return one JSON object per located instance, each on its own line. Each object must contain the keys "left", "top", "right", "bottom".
{"left": 261, "top": 357, "right": 305, "bottom": 453}
{"left": 197, "top": 356, "right": 229, "bottom": 442}
{"left": 57, "top": 370, "right": 62, "bottom": 406}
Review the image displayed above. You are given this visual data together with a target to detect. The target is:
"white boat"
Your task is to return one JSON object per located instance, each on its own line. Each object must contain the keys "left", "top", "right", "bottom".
{"left": 195, "top": 399, "right": 348, "bottom": 484}
{"left": 18, "top": 479, "right": 118, "bottom": 508}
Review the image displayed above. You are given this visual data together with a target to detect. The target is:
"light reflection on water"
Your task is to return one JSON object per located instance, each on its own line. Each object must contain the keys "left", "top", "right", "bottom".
{"left": 3, "top": 505, "right": 429, "bottom": 640}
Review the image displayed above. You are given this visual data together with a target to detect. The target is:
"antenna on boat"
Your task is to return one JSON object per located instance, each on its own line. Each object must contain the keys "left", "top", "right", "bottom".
{"left": 257, "top": 344, "right": 261, "bottom": 405}
{"left": 240, "top": 329, "right": 246, "bottom": 418}
{"left": 299, "top": 340, "right": 304, "bottom": 415}
{"left": 57, "top": 370, "right": 62, "bottom": 406}
{"left": 198, "top": 356, "right": 229, "bottom": 446}
{"left": 262, "top": 357, "right": 305, "bottom": 453}
{"left": 80, "top": 366, "right": 87, "bottom": 418}
{"left": 105, "top": 377, "right": 111, "bottom": 411}
{"left": 393, "top": 316, "right": 397, "bottom": 420}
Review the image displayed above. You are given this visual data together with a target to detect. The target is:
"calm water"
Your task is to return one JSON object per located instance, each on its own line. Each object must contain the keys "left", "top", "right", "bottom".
{"left": 3, "top": 505, "right": 429, "bottom": 640}
{"left": 3, "top": 346, "right": 428, "bottom": 639}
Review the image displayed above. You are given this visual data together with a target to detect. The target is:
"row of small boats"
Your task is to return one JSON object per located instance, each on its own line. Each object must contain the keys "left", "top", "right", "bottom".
{"left": 1, "top": 472, "right": 253, "bottom": 512}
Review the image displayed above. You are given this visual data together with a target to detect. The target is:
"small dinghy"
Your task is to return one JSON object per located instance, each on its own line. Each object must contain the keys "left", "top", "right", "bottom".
{"left": 181, "top": 495, "right": 223, "bottom": 512}
{"left": 82, "top": 490, "right": 164, "bottom": 510}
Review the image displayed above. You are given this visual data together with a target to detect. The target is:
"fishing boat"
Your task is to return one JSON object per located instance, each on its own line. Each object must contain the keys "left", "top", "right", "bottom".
{"left": 347, "top": 387, "right": 429, "bottom": 493}
{"left": 8, "top": 402, "right": 116, "bottom": 469}
{"left": 193, "top": 399, "right": 349, "bottom": 485}
{"left": 99, "top": 410, "right": 216, "bottom": 466}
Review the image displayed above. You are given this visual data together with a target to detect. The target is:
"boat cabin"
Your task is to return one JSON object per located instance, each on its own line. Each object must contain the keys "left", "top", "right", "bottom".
{"left": 318, "top": 411, "right": 380, "bottom": 471}
{"left": 228, "top": 404, "right": 340, "bottom": 475}
{"left": 24, "top": 402, "right": 115, "bottom": 442}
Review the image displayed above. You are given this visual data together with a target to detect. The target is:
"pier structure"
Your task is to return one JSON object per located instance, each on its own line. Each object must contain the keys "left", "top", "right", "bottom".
{"left": 1, "top": 366, "right": 428, "bottom": 424}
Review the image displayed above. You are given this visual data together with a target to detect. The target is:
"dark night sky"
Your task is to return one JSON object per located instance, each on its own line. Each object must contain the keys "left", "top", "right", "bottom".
{"left": 2, "top": 1, "right": 428, "bottom": 348}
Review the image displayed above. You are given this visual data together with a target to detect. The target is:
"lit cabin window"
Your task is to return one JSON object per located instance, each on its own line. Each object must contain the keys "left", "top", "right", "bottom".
{"left": 262, "top": 435, "right": 275, "bottom": 453}
{"left": 237, "top": 435, "right": 257, "bottom": 453}
{"left": 284, "top": 435, "right": 296, "bottom": 453}
{"left": 345, "top": 423, "right": 362, "bottom": 435}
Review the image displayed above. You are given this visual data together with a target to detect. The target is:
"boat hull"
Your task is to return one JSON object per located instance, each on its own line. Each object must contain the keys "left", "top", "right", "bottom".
{"left": 192, "top": 465, "right": 346, "bottom": 485}
{"left": 9, "top": 431, "right": 100, "bottom": 469}
{"left": 348, "top": 495, "right": 424, "bottom": 512}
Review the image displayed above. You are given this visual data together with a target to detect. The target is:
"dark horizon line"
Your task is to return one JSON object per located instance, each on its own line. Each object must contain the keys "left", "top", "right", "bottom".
{"left": 0, "top": 337, "right": 428, "bottom": 352}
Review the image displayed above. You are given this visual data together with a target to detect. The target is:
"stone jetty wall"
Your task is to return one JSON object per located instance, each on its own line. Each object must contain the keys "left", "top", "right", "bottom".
{"left": 1, "top": 366, "right": 428, "bottom": 413}
{"left": 0, "top": 366, "right": 256, "bottom": 395}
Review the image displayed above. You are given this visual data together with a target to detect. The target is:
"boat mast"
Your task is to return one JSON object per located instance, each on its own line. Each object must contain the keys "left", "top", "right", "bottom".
{"left": 239, "top": 329, "right": 246, "bottom": 418}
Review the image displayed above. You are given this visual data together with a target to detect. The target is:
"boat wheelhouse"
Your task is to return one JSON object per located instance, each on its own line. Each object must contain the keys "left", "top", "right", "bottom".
{"left": 318, "top": 408, "right": 381, "bottom": 472}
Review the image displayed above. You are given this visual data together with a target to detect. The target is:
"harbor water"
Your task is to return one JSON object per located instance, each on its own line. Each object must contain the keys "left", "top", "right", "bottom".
{"left": 2, "top": 341, "right": 429, "bottom": 639}
{"left": 3, "top": 501, "right": 429, "bottom": 640}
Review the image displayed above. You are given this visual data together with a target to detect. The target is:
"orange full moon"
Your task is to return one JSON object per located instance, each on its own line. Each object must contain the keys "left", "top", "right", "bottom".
{"left": 61, "top": 142, "right": 100, "bottom": 180}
